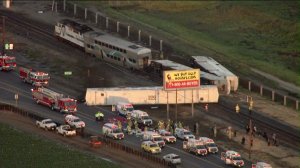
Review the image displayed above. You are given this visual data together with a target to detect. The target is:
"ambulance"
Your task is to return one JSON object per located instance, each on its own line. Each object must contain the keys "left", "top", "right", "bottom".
{"left": 252, "top": 162, "right": 272, "bottom": 168}
{"left": 221, "top": 150, "right": 244, "bottom": 167}
{"left": 131, "top": 110, "right": 153, "bottom": 126}
{"left": 198, "top": 137, "right": 218, "bottom": 154}
{"left": 143, "top": 131, "right": 165, "bottom": 148}
{"left": 116, "top": 102, "right": 134, "bottom": 117}
{"left": 102, "top": 123, "right": 124, "bottom": 140}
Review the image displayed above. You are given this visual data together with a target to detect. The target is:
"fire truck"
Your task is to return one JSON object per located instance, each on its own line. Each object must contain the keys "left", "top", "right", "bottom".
{"left": 31, "top": 87, "right": 77, "bottom": 113}
{"left": 221, "top": 150, "right": 244, "bottom": 167}
{"left": 0, "top": 55, "right": 16, "bottom": 71}
{"left": 19, "top": 67, "right": 50, "bottom": 87}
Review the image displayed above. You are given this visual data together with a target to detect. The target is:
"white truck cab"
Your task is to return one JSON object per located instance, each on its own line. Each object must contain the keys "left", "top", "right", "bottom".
{"left": 221, "top": 150, "right": 244, "bottom": 167}
{"left": 158, "top": 129, "right": 176, "bottom": 143}
{"left": 102, "top": 123, "right": 124, "bottom": 140}
{"left": 131, "top": 110, "right": 153, "bottom": 126}
{"left": 198, "top": 137, "right": 218, "bottom": 153}
{"left": 116, "top": 102, "right": 134, "bottom": 117}
{"left": 143, "top": 131, "right": 165, "bottom": 148}
{"left": 174, "top": 128, "right": 195, "bottom": 140}
{"left": 252, "top": 162, "right": 272, "bottom": 168}
{"left": 64, "top": 115, "right": 85, "bottom": 129}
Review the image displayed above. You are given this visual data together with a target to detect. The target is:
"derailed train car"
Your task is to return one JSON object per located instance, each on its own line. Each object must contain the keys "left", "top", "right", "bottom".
{"left": 54, "top": 19, "right": 152, "bottom": 70}
{"left": 54, "top": 19, "right": 237, "bottom": 94}
{"left": 85, "top": 86, "right": 219, "bottom": 106}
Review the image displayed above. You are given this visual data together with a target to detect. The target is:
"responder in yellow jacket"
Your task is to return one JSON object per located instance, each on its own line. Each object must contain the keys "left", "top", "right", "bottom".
{"left": 95, "top": 111, "right": 104, "bottom": 121}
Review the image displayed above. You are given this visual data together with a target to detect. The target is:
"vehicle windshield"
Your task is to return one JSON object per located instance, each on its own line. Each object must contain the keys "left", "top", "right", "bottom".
{"left": 183, "top": 131, "right": 192, "bottom": 135}
{"left": 113, "top": 128, "right": 122, "bottom": 133}
{"left": 150, "top": 144, "right": 158, "bottom": 148}
{"left": 36, "top": 74, "right": 49, "bottom": 80}
{"left": 5, "top": 58, "right": 15, "bottom": 63}
{"left": 207, "top": 143, "right": 217, "bottom": 147}
{"left": 141, "top": 116, "right": 150, "bottom": 120}
{"left": 127, "top": 107, "right": 134, "bottom": 111}
{"left": 232, "top": 156, "right": 242, "bottom": 161}
{"left": 73, "top": 119, "right": 81, "bottom": 123}
{"left": 196, "top": 145, "right": 206, "bottom": 149}
{"left": 62, "top": 125, "right": 70, "bottom": 129}
{"left": 64, "top": 101, "right": 76, "bottom": 106}
{"left": 153, "top": 137, "right": 163, "bottom": 141}
{"left": 45, "top": 120, "right": 53, "bottom": 124}
{"left": 172, "top": 156, "right": 180, "bottom": 159}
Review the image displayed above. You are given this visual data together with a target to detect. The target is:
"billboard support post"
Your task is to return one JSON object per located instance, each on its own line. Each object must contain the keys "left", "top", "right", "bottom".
{"left": 175, "top": 89, "right": 178, "bottom": 123}
{"left": 192, "top": 89, "right": 194, "bottom": 117}
{"left": 167, "top": 91, "right": 169, "bottom": 120}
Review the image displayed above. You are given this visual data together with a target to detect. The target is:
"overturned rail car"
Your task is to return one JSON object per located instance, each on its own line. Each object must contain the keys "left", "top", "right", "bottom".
{"left": 85, "top": 86, "right": 219, "bottom": 106}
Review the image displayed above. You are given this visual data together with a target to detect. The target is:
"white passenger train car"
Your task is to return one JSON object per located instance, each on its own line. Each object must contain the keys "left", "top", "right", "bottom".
{"left": 190, "top": 56, "right": 238, "bottom": 94}
{"left": 83, "top": 31, "right": 152, "bottom": 70}
{"left": 54, "top": 19, "right": 93, "bottom": 47}
{"left": 85, "top": 86, "right": 219, "bottom": 105}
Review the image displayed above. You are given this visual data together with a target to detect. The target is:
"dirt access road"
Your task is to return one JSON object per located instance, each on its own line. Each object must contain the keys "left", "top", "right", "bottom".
{"left": 0, "top": 110, "right": 165, "bottom": 168}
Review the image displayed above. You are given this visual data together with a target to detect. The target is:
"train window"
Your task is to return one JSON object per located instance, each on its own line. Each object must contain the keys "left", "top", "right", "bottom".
{"left": 110, "top": 55, "right": 113, "bottom": 59}
{"left": 124, "top": 50, "right": 127, "bottom": 54}
{"left": 106, "top": 44, "right": 108, "bottom": 47}
{"left": 112, "top": 46, "right": 116, "bottom": 50}
{"left": 109, "top": 45, "right": 112, "bottom": 49}
{"left": 117, "top": 58, "right": 121, "bottom": 61}
{"left": 114, "top": 57, "right": 117, "bottom": 60}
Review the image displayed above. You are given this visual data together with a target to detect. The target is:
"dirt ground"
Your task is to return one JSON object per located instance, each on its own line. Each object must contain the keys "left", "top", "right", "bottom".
{"left": 0, "top": 111, "right": 165, "bottom": 168}
{"left": 3, "top": 1, "right": 300, "bottom": 168}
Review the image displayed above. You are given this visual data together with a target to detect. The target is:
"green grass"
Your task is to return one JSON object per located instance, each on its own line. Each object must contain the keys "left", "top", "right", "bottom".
{"left": 80, "top": 1, "right": 300, "bottom": 86}
{"left": 0, "top": 123, "right": 119, "bottom": 168}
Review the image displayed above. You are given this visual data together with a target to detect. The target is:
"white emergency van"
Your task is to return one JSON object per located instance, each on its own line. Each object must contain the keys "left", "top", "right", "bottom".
{"left": 116, "top": 102, "right": 134, "bottom": 117}
{"left": 198, "top": 137, "right": 218, "bottom": 153}
{"left": 252, "top": 162, "right": 272, "bottom": 168}
{"left": 174, "top": 128, "right": 195, "bottom": 140}
{"left": 102, "top": 123, "right": 124, "bottom": 140}
{"left": 143, "top": 131, "right": 165, "bottom": 148}
{"left": 221, "top": 150, "right": 244, "bottom": 167}
{"left": 131, "top": 110, "right": 153, "bottom": 126}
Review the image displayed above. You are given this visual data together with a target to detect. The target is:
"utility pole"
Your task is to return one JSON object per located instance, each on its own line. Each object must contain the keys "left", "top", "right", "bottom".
{"left": 1, "top": 16, "right": 5, "bottom": 55}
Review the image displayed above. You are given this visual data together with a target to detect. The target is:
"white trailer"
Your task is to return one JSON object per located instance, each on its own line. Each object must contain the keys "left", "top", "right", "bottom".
{"left": 85, "top": 85, "right": 219, "bottom": 106}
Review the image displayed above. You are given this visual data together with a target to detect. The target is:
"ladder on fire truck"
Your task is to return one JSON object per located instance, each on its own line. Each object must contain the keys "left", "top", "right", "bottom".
{"left": 38, "top": 87, "right": 63, "bottom": 99}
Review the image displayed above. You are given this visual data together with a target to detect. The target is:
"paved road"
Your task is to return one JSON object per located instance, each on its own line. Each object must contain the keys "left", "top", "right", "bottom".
{"left": 0, "top": 71, "right": 249, "bottom": 168}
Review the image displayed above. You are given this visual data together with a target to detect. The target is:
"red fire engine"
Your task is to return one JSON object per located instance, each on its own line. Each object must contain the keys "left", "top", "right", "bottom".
{"left": 0, "top": 55, "right": 16, "bottom": 71}
{"left": 31, "top": 87, "right": 77, "bottom": 113}
{"left": 19, "top": 67, "right": 50, "bottom": 87}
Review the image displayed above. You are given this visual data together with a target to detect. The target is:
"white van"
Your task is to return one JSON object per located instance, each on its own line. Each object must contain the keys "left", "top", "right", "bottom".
{"left": 116, "top": 102, "right": 134, "bottom": 117}
{"left": 143, "top": 131, "right": 165, "bottom": 148}
{"left": 131, "top": 110, "right": 153, "bottom": 126}
{"left": 102, "top": 123, "right": 124, "bottom": 140}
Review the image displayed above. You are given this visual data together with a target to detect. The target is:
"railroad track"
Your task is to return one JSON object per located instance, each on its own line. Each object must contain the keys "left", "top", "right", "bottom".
{"left": 2, "top": 9, "right": 299, "bottom": 149}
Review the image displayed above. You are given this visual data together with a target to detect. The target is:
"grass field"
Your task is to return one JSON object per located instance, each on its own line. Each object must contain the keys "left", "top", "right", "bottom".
{"left": 82, "top": 1, "right": 300, "bottom": 87}
{"left": 0, "top": 123, "right": 118, "bottom": 168}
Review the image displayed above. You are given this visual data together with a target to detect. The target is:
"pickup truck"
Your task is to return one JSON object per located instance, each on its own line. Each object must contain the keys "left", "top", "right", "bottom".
{"left": 36, "top": 119, "right": 57, "bottom": 131}
{"left": 56, "top": 125, "right": 76, "bottom": 136}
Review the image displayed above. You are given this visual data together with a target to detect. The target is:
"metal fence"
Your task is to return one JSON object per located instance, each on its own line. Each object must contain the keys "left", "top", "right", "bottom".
{"left": 239, "top": 78, "right": 299, "bottom": 110}
{"left": 0, "top": 103, "right": 168, "bottom": 167}
{"left": 55, "top": 1, "right": 299, "bottom": 111}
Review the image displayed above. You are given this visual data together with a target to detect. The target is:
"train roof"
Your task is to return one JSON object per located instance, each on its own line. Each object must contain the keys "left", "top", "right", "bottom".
{"left": 151, "top": 60, "right": 192, "bottom": 70}
{"left": 58, "top": 19, "right": 93, "bottom": 34}
{"left": 84, "top": 31, "right": 151, "bottom": 54}
{"left": 87, "top": 85, "right": 217, "bottom": 91}
{"left": 191, "top": 56, "right": 237, "bottom": 78}
{"left": 151, "top": 60, "right": 222, "bottom": 80}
